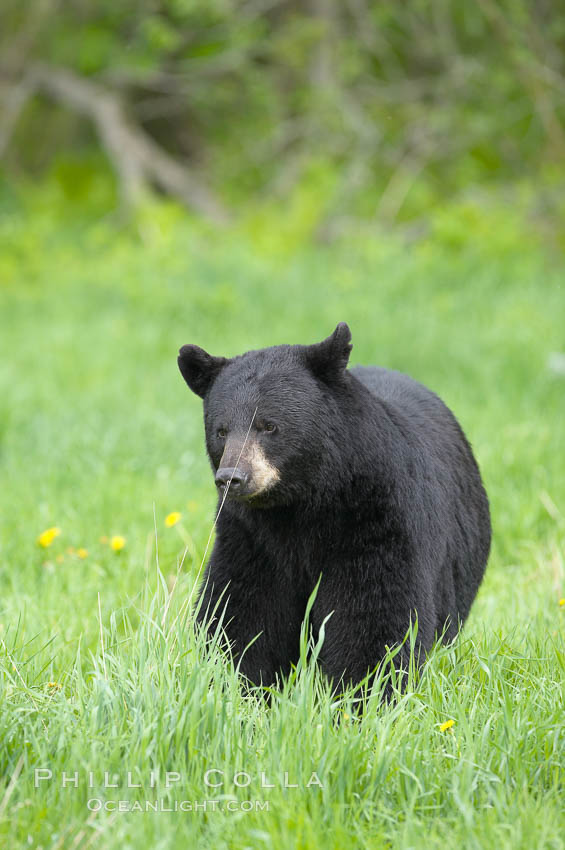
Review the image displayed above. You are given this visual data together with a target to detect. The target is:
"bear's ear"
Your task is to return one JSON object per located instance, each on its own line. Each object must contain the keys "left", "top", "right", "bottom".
{"left": 303, "top": 322, "right": 352, "bottom": 382}
{"left": 178, "top": 344, "right": 229, "bottom": 398}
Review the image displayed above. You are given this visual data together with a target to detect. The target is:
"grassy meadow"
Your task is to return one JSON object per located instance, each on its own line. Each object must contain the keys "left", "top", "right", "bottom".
{"left": 0, "top": 195, "right": 564, "bottom": 848}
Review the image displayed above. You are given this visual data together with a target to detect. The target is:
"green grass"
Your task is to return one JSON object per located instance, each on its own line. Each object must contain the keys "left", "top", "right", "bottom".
{"left": 0, "top": 198, "right": 564, "bottom": 849}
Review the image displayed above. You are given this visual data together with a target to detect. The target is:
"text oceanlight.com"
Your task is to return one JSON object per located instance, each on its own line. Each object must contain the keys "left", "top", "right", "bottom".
{"left": 33, "top": 768, "right": 324, "bottom": 814}
{"left": 87, "top": 799, "right": 271, "bottom": 813}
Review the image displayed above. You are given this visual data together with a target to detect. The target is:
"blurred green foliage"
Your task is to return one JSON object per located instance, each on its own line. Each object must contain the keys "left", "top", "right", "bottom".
{"left": 2, "top": 0, "right": 565, "bottom": 230}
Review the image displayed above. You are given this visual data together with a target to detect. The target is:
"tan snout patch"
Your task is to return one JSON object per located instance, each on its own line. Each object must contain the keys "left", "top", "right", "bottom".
{"left": 220, "top": 438, "right": 280, "bottom": 495}
{"left": 247, "top": 443, "right": 280, "bottom": 493}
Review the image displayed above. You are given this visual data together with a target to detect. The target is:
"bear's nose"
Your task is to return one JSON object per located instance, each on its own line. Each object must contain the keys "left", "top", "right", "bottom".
{"left": 215, "top": 467, "right": 249, "bottom": 492}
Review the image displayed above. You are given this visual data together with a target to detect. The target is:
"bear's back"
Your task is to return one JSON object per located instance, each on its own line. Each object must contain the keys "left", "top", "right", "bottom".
{"left": 349, "top": 364, "right": 448, "bottom": 424}
{"left": 348, "top": 363, "right": 483, "bottom": 504}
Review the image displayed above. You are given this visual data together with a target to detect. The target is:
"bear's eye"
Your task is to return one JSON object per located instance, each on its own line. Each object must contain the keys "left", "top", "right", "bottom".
{"left": 217, "top": 427, "right": 227, "bottom": 439}
{"left": 263, "top": 422, "right": 277, "bottom": 434}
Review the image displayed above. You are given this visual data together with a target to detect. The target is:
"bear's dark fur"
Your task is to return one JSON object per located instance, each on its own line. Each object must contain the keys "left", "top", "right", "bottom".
{"left": 178, "top": 323, "right": 491, "bottom": 691}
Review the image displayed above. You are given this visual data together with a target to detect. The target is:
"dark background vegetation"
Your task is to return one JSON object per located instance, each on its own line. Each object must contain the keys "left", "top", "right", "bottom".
{"left": 2, "top": 0, "right": 565, "bottom": 243}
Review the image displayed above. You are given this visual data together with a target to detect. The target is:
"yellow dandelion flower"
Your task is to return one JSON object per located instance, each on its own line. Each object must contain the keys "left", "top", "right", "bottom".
{"left": 439, "top": 719, "right": 455, "bottom": 732}
{"left": 165, "top": 511, "right": 181, "bottom": 528}
{"left": 46, "top": 682, "right": 62, "bottom": 690}
{"left": 110, "top": 535, "right": 126, "bottom": 552}
{"left": 559, "top": 598, "right": 565, "bottom": 607}
{"left": 342, "top": 712, "right": 351, "bottom": 721}
{"left": 37, "top": 527, "right": 61, "bottom": 548}
{"left": 77, "top": 548, "right": 88, "bottom": 559}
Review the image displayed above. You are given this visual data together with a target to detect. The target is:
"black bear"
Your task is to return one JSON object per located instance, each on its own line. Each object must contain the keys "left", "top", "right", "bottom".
{"left": 178, "top": 323, "right": 491, "bottom": 692}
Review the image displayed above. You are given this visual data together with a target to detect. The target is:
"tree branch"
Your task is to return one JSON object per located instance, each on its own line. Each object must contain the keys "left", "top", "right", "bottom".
{"left": 0, "top": 76, "right": 35, "bottom": 157}
{"left": 1, "top": 63, "right": 229, "bottom": 222}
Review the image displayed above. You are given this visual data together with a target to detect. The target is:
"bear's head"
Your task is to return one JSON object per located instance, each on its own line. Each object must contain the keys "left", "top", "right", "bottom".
{"left": 178, "top": 323, "right": 352, "bottom": 507}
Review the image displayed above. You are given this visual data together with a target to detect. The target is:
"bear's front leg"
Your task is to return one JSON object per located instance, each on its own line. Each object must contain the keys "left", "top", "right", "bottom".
{"left": 311, "top": 558, "right": 436, "bottom": 698}
{"left": 195, "top": 569, "right": 276, "bottom": 686}
{"left": 195, "top": 545, "right": 305, "bottom": 687}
